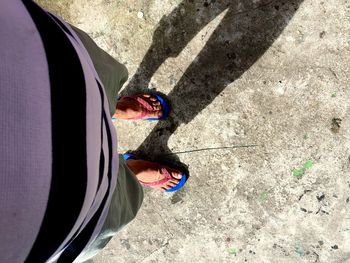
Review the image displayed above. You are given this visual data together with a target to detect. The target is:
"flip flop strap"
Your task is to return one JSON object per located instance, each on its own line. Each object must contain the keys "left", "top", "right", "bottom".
{"left": 122, "top": 96, "right": 157, "bottom": 120}
{"left": 138, "top": 167, "right": 173, "bottom": 187}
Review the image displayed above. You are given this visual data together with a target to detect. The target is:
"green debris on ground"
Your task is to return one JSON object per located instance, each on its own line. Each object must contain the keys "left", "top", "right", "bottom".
{"left": 292, "top": 168, "right": 304, "bottom": 178}
{"left": 292, "top": 160, "right": 314, "bottom": 178}
{"left": 260, "top": 191, "right": 269, "bottom": 200}
{"left": 295, "top": 245, "right": 305, "bottom": 257}
{"left": 228, "top": 247, "right": 237, "bottom": 256}
{"left": 303, "top": 160, "right": 314, "bottom": 169}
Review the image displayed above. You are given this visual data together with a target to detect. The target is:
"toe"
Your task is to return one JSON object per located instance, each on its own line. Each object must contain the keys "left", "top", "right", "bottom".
{"left": 171, "top": 171, "right": 182, "bottom": 180}
{"left": 147, "top": 110, "right": 161, "bottom": 119}
{"left": 163, "top": 185, "right": 171, "bottom": 190}
{"left": 142, "top": 94, "right": 151, "bottom": 98}
{"left": 168, "top": 181, "right": 178, "bottom": 187}
{"left": 170, "top": 178, "right": 180, "bottom": 184}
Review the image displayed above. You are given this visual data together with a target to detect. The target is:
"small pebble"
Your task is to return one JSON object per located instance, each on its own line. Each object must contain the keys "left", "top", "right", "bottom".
{"left": 137, "top": 11, "right": 144, "bottom": 19}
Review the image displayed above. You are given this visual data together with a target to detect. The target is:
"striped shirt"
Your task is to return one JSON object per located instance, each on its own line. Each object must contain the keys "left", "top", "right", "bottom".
{"left": 0, "top": 1, "right": 118, "bottom": 262}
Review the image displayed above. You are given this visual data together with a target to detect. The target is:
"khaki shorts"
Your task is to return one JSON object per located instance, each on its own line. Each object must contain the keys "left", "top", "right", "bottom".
{"left": 72, "top": 26, "right": 144, "bottom": 262}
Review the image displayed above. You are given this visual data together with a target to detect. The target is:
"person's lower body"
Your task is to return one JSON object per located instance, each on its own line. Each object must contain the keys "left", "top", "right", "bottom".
{"left": 70, "top": 25, "right": 144, "bottom": 262}
{"left": 71, "top": 26, "right": 184, "bottom": 262}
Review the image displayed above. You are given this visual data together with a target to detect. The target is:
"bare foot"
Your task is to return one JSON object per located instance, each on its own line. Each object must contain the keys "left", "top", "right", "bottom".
{"left": 113, "top": 94, "right": 163, "bottom": 120}
{"left": 126, "top": 159, "right": 182, "bottom": 191}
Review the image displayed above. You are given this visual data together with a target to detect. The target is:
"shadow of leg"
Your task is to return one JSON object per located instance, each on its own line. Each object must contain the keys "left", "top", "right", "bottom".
{"left": 135, "top": 0, "right": 304, "bottom": 160}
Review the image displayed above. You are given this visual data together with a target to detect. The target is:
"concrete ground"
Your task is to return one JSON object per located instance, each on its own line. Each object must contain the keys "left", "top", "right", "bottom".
{"left": 36, "top": 0, "right": 350, "bottom": 262}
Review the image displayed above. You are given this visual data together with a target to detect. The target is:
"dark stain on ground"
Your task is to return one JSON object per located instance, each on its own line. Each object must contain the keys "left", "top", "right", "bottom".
{"left": 319, "top": 31, "right": 326, "bottom": 38}
{"left": 315, "top": 208, "right": 329, "bottom": 215}
{"left": 313, "top": 251, "right": 320, "bottom": 262}
{"left": 316, "top": 193, "right": 325, "bottom": 202}
{"left": 298, "top": 189, "right": 312, "bottom": 201}
{"left": 170, "top": 191, "right": 184, "bottom": 204}
{"left": 331, "top": 245, "right": 339, "bottom": 250}
{"left": 273, "top": 243, "right": 290, "bottom": 256}
{"left": 331, "top": 118, "right": 342, "bottom": 133}
{"left": 120, "top": 239, "right": 131, "bottom": 250}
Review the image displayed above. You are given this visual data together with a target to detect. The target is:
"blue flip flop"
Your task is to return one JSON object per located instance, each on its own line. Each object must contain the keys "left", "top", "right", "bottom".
{"left": 123, "top": 153, "right": 187, "bottom": 192}
{"left": 112, "top": 93, "right": 169, "bottom": 121}
{"left": 147, "top": 94, "right": 169, "bottom": 121}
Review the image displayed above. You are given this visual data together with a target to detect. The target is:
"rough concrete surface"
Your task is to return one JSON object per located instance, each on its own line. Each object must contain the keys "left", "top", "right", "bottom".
{"left": 35, "top": 0, "right": 350, "bottom": 262}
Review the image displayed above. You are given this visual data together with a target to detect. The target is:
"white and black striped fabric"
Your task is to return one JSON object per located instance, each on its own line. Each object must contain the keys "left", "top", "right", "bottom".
{"left": 0, "top": 1, "right": 118, "bottom": 262}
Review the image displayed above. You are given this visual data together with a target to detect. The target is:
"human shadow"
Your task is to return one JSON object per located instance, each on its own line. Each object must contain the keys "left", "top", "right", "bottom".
{"left": 122, "top": 0, "right": 303, "bottom": 164}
